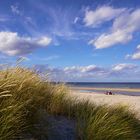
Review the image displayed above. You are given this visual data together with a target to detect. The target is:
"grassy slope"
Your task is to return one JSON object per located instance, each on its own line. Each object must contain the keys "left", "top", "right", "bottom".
{"left": 0, "top": 67, "right": 140, "bottom": 140}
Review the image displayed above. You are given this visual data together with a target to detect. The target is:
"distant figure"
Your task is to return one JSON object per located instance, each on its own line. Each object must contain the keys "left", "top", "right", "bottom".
{"left": 109, "top": 91, "right": 113, "bottom": 95}
{"left": 105, "top": 91, "right": 109, "bottom": 95}
{"left": 105, "top": 91, "right": 113, "bottom": 95}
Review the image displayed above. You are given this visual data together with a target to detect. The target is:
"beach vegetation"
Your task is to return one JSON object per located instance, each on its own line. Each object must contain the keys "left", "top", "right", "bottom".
{"left": 0, "top": 66, "right": 140, "bottom": 140}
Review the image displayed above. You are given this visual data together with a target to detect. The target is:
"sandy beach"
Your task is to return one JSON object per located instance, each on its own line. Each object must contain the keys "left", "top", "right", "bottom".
{"left": 69, "top": 90, "right": 140, "bottom": 119}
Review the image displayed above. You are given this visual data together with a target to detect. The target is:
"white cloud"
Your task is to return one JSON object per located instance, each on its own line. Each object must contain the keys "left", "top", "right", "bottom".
{"left": 34, "top": 64, "right": 140, "bottom": 82}
{"left": 125, "top": 54, "right": 131, "bottom": 59}
{"left": 112, "top": 63, "right": 137, "bottom": 71}
{"left": 90, "top": 30, "right": 132, "bottom": 49}
{"left": 37, "top": 36, "right": 52, "bottom": 46}
{"left": 0, "top": 31, "right": 51, "bottom": 56}
{"left": 63, "top": 65, "right": 108, "bottom": 80}
{"left": 137, "top": 45, "right": 140, "bottom": 49}
{"left": 89, "top": 8, "right": 140, "bottom": 49}
{"left": 64, "top": 65, "right": 101, "bottom": 73}
{"left": 74, "top": 17, "right": 79, "bottom": 24}
{"left": 84, "top": 6, "right": 125, "bottom": 27}
{"left": 35, "top": 64, "right": 107, "bottom": 81}
{"left": 131, "top": 52, "right": 140, "bottom": 59}
{"left": 112, "top": 9, "right": 140, "bottom": 31}
{"left": 126, "top": 44, "right": 140, "bottom": 60}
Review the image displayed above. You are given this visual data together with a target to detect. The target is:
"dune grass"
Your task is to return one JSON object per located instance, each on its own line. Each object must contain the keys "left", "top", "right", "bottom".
{"left": 58, "top": 99, "right": 140, "bottom": 140}
{"left": 0, "top": 66, "right": 67, "bottom": 139}
{"left": 0, "top": 66, "right": 140, "bottom": 140}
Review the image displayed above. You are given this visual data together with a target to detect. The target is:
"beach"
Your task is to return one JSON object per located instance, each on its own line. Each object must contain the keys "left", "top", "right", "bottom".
{"left": 69, "top": 89, "right": 140, "bottom": 119}
{"left": 68, "top": 82, "right": 140, "bottom": 96}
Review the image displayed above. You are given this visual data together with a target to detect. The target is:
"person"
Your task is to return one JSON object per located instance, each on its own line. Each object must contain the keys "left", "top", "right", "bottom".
{"left": 105, "top": 91, "right": 109, "bottom": 95}
{"left": 105, "top": 91, "right": 113, "bottom": 95}
{"left": 109, "top": 91, "right": 112, "bottom": 95}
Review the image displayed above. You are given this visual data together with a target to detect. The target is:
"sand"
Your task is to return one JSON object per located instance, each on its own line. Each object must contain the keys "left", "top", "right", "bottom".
{"left": 69, "top": 90, "right": 140, "bottom": 119}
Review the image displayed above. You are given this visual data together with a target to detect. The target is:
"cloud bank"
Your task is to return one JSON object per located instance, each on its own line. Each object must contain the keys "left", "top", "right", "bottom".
{"left": 34, "top": 63, "right": 139, "bottom": 82}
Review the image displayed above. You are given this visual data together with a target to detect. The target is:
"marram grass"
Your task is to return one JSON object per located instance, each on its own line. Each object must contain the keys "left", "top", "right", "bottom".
{"left": 0, "top": 66, "right": 140, "bottom": 140}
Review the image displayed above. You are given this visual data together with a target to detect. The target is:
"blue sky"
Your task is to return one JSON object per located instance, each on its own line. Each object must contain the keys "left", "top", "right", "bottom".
{"left": 0, "top": 0, "right": 140, "bottom": 82}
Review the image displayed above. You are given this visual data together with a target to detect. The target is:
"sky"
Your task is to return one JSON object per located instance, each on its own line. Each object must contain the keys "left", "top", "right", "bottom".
{"left": 0, "top": 0, "right": 140, "bottom": 82}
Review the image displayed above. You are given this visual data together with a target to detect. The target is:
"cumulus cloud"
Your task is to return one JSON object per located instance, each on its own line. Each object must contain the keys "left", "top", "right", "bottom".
{"left": 89, "top": 8, "right": 140, "bottom": 49}
{"left": 64, "top": 65, "right": 102, "bottom": 73}
{"left": 84, "top": 6, "right": 125, "bottom": 27}
{"left": 34, "top": 64, "right": 107, "bottom": 81}
{"left": 89, "top": 30, "right": 132, "bottom": 49}
{"left": 35, "top": 65, "right": 106, "bottom": 81}
{"left": 0, "top": 31, "right": 51, "bottom": 56}
{"left": 112, "top": 63, "right": 137, "bottom": 71}
{"left": 36, "top": 36, "right": 52, "bottom": 46}
{"left": 131, "top": 52, "right": 140, "bottom": 59}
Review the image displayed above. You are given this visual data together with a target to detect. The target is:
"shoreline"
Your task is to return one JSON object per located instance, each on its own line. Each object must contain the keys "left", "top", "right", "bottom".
{"left": 70, "top": 86, "right": 140, "bottom": 93}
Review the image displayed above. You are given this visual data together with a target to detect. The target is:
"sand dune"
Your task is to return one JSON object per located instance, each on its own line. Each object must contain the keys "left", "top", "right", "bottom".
{"left": 69, "top": 90, "right": 140, "bottom": 119}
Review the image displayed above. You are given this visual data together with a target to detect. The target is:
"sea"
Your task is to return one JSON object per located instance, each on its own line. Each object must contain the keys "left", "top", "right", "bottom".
{"left": 66, "top": 82, "right": 140, "bottom": 96}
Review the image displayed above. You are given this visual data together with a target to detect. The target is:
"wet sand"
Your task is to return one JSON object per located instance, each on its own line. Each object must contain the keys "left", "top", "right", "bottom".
{"left": 69, "top": 90, "right": 140, "bottom": 119}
